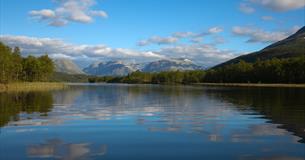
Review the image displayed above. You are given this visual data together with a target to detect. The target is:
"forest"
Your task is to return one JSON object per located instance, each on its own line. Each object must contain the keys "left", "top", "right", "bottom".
{"left": 89, "top": 56, "right": 305, "bottom": 84}
{"left": 0, "top": 42, "right": 54, "bottom": 83}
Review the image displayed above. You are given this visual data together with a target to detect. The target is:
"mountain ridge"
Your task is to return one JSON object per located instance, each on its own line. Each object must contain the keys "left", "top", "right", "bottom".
{"left": 54, "top": 58, "right": 85, "bottom": 75}
{"left": 83, "top": 58, "right": 203, "bottom": 76}
{"left": 214, "top": 26, "right": 305, "bottom": 68}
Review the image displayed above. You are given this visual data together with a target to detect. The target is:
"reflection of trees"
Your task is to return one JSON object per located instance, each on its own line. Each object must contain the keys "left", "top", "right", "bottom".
{"left": 27, "top": 139, "right": 107, "bottom": 159}
{"left": 204, "top": 87, "right": 305, "bottom": 143}
{"left": 0, "top": 91, "right": 53, "bottom": 127}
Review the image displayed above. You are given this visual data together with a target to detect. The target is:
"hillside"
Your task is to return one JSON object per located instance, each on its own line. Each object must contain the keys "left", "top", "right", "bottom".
{"left": 54, "top": 59, "right": 85, "bottom": 75}
{"left": 215, "top": 26, "right": 305, "bottom": 68}
{"left": 83, "top": 61, "right": 136, "bottom": 76}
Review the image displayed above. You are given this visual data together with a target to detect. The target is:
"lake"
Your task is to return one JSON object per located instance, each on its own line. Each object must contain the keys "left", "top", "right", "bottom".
{"left": 0, "top": 84, "right": 304, "bottom": 160}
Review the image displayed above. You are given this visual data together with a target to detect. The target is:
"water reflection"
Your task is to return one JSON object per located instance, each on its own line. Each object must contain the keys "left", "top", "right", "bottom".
{"left": 0, "top": 84, "right": 304, "bottom": 159}
{"left": 203, "top": 87, "right": 305, "bottom": 143}
{"left": 0, "top": 91, "right": 53, "bottom": 127}
{"left": 27, "top": 139, "right": 107, "bottom": 159}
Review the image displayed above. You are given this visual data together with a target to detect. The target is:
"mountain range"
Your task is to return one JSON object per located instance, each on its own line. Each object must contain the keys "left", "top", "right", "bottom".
{"left": 83, "top": 61, "right": 137, "bottom": 76}
{"left": 54, "top": 26, "right": 305, "bottom": 76}
{"left": 55, "top": 58, "right": 203, "bottom": 76}
{"left": 142, "top": 58, "right": 203, "bottom": 72}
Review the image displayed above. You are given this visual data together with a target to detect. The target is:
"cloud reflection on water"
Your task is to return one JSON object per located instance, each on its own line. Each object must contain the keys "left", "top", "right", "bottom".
{"left": 27, "top": 139, "right": 107, "bottom": 160}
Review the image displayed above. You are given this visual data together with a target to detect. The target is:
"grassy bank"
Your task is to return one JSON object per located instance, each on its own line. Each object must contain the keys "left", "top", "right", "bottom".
{"left": 193, "top": 83, "right": 305, "bottom": 88}
{"left": 0, "top": 82, "right": 67, "bottom": 92}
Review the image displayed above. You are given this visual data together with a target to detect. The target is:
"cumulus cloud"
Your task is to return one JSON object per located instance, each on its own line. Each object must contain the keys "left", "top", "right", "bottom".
{"left": 249, "top": 0, "right": 305, "bottom": 11}
{"left": 29, "top": 9, "right": 56, "bottom": 19}
{"left": 0, "top": 35, "right": 164, "bottom": 63}
{"left": 138, "top": 27, "right": 224, "bottom": 46}
{"left": 138, "top": 36, "right": 179, "bottom": 46}
{"left": 239, "top": 3, "right": 256, "bottom": 14}
{"left": 232, "top": 25, "right": 300, "bottom": 43}
{"left": 0, "top": 35, "right": 236, "bottom": 66}
{"left": 29, "top": 0, "right": 108, "bottom": 26}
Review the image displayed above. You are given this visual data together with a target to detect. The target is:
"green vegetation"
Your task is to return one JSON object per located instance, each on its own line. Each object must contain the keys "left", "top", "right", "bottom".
{"left": 89, "top": 56, "right": 305, "bottom": 85}
{"left": 0, "top": 42, "right": 54, "bottom": 83}
{"left": 88, "top": 70, "right": 206, "bottom": 84}
{"left": 50, "top": 72, "right": 92, "bottom": 82}
{"left": 0, "top": 42, "right": 68, "bottom": 92}
{"left": 0, "top": 82, "right": 67, "bottom": 92}
{"left": 205, "top": 56, "right": 305, "bottom": 83}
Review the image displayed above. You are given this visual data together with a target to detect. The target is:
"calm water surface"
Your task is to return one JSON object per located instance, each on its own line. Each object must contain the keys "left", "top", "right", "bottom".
{"left": 0, "top": 84, "right": 304, "bottom": 160}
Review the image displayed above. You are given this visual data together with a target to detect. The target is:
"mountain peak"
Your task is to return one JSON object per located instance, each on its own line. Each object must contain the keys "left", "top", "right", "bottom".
{"left": 142, "top": 58, "right": 201, "bottom": 72}
{"left": 83, "top": 61, "right": 135, "bottom": 76}
{"left": 295, "top": 26, "right": 305, "bottom": 35}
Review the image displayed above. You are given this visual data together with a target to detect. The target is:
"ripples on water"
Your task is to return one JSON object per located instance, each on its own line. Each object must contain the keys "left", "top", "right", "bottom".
{"left": 0, "top": 84, "right": 304, "bottom": 160}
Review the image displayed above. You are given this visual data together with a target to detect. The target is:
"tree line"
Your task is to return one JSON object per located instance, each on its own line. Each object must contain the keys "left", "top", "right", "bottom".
{"left": 89, "top": 56, "right": 305, "bottom": 84}
{"left": 0, "top": 42, "right": 54, "bottom": 83}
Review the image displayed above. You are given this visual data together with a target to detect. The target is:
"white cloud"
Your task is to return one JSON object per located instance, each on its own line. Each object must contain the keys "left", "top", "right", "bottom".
{"left": 208, "top": 27, "right": 224, "bottom": 34}
{"left": 29, "top": 0, "right": 107, "bottom": 26}
{"left": 232, "top": 25, "right": 300, "bottom": 43}
{"left": 0, "top": 35, "right": 236, "bottom": 67}
{"left": 0, "top": 35, "right": 164, "bottom": 63}
{"left": 139, "top": 27, "right": 224, "bottom": 46}
{"left": 138, "top": 36, "right": 179, "bottom": 46}
{"left": 29, "top": 9, "right": 56, "bottom": 19}
{"left": 89, "top": 10, "right": 108, "bottom": 18}
{"left": 249, "top": 0, "right": 305, "bottom": 11}
{"left": 239, "top": 3, "right": 256, "bottom": 14}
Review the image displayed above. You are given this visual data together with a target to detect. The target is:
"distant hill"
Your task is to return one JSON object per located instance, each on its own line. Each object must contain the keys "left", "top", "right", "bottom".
{"left": 84, "top": 58, "right": 204, "bottom": 76}
{"left": 54, "top": 59, "right": 85, "bottom": 75}
{"left": 215, "top": 26, "right": 305, "bottom": 68}
{"left": 83, "top": 61, "right": 136, "bottom": 76}
{"left": 142, "top": 58, "right": 202, "bottom": 72}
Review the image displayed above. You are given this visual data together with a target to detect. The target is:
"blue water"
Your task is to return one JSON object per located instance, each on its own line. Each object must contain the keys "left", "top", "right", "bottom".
{"left": 0, "top": 84, "right": 304, "bottom": 160}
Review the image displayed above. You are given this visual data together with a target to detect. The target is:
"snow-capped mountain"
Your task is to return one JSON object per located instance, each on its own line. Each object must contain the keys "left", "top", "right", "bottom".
{"left": 83, "top": 61, "right": 137, "bottom": 76}
{"left": 142, "top": 58, "right": 202, "bottom": 72}
{"left": 83, "top": 58, "right": 203, "bottom": 76}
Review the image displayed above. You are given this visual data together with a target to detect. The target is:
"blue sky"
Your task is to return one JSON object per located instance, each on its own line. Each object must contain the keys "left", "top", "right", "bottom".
{"left": 0, "top": 0, "right": 304, "bottom": 67}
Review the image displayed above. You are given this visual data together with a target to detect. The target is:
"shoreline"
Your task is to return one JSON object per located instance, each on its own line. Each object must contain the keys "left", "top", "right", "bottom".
{"left": 0, "top": 82, "right": 67, "bottom": 92}
{"left": 192, "top": 83, "right": 305, "bottom": 88}
{"left": 86, "top": 82, "right": 305, "bottom": 88}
